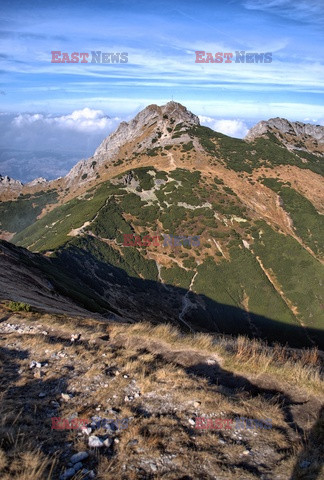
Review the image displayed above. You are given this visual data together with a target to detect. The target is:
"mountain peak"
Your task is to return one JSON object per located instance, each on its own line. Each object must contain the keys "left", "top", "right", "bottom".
{"left": 245, "top": 117, "right": 324, "bottom": 156}
{"left": 65, "top": 102, "right": 200, "bottom": 184}
{"left": 93, "top": 101, "right": 199, "bottom": 158}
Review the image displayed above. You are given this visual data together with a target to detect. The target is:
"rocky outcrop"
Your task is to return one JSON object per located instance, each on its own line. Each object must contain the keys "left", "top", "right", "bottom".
{"left": 0, "top": 174, "right": 23, "bottom": 190}
{"left": 26, "top": 177, "right": 48, "bottom": 187}
{"left": 245, "top": 118, "right": 324, "bottom": 156}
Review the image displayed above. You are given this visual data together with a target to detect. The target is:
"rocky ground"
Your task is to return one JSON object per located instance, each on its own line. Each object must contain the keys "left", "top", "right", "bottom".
{"left": 0, "top": 305, "right": 323, "bottom": 480}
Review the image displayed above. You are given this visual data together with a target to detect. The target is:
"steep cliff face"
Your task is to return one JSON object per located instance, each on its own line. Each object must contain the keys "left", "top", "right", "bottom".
{"left": 245, "top": 117, "right": 324, "bottom": 156}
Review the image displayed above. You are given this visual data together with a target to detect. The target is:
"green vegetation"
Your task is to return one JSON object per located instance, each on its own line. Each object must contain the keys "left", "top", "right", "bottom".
{"left": 279, "top": 188, "right": 323, "bottom": 255}
{"left": 88, "top": 199, "right": 133, "bottom": 241}
{"left": 253, "top": 221, "right": 324, "bottom": 331}
{"left": 261, "top": 178, "right": 283, "bottom": 193}
{"left": 134, "top": 167, "right": 155, "bottom": 191}
{"left": 160, "top": 206, "right": 188, "bottom": 230}
{"left": 223, "top": 186, "right": 237, "bottom": 196}
{"left": 261, "top": 181, "right": 323, "bottom": 255}
{"left": 181, "top": 141, "right": 194, "bottom": 152}
{"left": 183, "top": 257, "right": 196, "bottom": 269}
{"left": 12, "top": 182, "right": 122, "bottom": 251}
{"left": 0, "top": 189, "right": 58, "bottom": 234}
{"left": 187, "top": 125, "right": 219, "bottom": 155}
{"left": 214, "top": 176, "right": 224, "bottom": 185}
{"left": 146, "top": 147, "right": 161, "bottom": 156}
{"left": 67, "top": 235, "right": 158, "bottom": 282}
{"left": 155, "top": 170, "right": 168, "bottom": 180}
{"left": 8, "top": 158, "right": 322, "bottom": 350}
{"left": 265, "top": 132, "right": 281, "bottom": 145}
{"left": 161, "top": 264, "right": 194, "bottom": 289}
{"left": 114, "top": 159, "right": 123, "bottom": 166}
{"left": 194, "top": 245, "right": 301, "bottom": 340}
{"left": 7, "top": 301, "right": 32, "bottom": 312}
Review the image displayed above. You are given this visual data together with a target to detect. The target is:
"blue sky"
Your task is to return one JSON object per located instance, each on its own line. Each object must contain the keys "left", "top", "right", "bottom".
{"left": 0, "top": 0, "right": 323, "bottom": 181}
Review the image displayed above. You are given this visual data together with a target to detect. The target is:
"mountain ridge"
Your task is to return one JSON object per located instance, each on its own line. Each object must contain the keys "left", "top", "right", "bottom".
{"left": 1, "top": 104, "right": 323, "bottom": 197}
{"left": 245, "top": 117, "right": 324, "bottom": 156}
{"left": 0, "top": 102, "right": 323, "bottom": 348}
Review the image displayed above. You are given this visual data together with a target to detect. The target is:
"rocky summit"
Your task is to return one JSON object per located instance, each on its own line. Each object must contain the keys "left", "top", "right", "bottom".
{"left": 245, "top": 117, "right": 324, "bottom": 156}
{"left": 65, "top": 101, "right": 200, "bottom": 185}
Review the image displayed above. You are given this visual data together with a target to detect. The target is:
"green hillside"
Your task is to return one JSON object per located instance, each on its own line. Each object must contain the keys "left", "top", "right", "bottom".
{"left": 0, "top": 189, "right": 58, "bottom": 234}
{"left": 8, "top": 161, "right": 324, "bottom": 348}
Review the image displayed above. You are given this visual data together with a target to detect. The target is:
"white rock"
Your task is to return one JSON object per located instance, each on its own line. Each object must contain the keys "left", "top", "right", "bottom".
{"left": 89, "top": 436, "right": 104, "bottom": 448}
{"left": 61, "top": 393, "right": 71, "bottom": 401}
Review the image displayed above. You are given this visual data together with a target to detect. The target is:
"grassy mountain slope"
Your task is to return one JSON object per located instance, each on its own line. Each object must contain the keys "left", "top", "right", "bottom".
{"left": 1, "top": 106, "right": 323, "bottom": 347}
{"left": 8, "top": 161, "right": 324, "bottom": 347}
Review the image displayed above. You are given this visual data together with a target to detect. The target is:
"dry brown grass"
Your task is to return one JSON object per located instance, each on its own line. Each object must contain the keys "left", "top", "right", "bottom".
{"left": 0, "top": 310, "right": 323, "bottom": 479}
{"left": 108, "top": 322, "right": 323, "bottom": 397}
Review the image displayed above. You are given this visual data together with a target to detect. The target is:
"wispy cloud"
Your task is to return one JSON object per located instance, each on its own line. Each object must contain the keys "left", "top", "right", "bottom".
{"left": 243, "top": 0, "right": 324, "bottom": 25}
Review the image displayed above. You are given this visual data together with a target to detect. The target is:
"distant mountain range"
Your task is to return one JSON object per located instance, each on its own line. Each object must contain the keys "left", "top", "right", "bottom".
{"left": 1, "top": 102, "right": 323, "bottom": 348}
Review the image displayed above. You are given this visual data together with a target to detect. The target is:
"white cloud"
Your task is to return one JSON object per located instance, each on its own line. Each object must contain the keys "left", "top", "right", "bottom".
{"left": 12, "top": 108, "right": 121, "bottom": 132}
{"left": 199, "top": 116, "right": 249, "bottom": 138}
{"left": 12, "top": 113, "right": 44, "bottom": 126}
{"left": 52, "top": 108, "right": 119, "bottom": 132}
